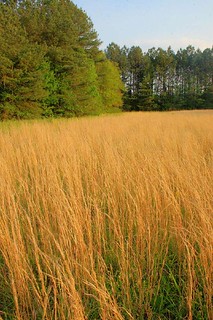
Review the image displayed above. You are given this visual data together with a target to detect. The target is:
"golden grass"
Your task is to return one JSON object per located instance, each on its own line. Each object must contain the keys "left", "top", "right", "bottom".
{"left": 0, "top": 111, "right": 212, "bottom": 319}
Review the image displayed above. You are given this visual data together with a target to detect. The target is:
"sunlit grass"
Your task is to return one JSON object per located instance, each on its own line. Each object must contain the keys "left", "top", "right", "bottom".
{"left": 0, "top": 111, "right": 212, "bottom": 319}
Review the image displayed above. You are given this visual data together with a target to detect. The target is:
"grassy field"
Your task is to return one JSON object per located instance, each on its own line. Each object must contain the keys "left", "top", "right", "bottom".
{"left": 0, "top": 111, "right": 212, "bottom": 319}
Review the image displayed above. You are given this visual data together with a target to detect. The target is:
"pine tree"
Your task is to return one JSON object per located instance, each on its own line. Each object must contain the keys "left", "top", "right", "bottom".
{"left": 18, "top": 0, "right": 104, "bottom": 116}
{"left": 0, "top": 2, "right": 47, "bottom": 119}
{"left": 0, "top": 1, "right": 125, "bottom": 119}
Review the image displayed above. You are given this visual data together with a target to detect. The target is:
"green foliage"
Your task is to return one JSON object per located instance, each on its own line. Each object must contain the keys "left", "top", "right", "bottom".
{"left": 0, "top": 3, "right": 48, "bottom": 119}
{"left": 202, "top": 85, "right": 213, "bottom": 109}
{"left": 0, "top": 1, "right": 123, "bottom": 120}
{"left": 96, "top": 53, "right": 124, "bottom": 111}
{"left": 0, "top": 254, "right": 15, "bottom": 319}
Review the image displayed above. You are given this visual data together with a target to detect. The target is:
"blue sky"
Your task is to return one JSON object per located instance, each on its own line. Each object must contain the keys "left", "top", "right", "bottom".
{"left": 73, "top": 0, "right": 213, "bottom": 52}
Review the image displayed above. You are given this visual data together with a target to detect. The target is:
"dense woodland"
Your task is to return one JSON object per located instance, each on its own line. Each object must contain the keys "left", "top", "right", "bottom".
{"left": 0, "top": 1, "right": 212, "bottom": 120}
{"left": 0, "top": 0, "right": 123, "bottom": 119}
{"left": 106, "top": 43, "right": 213, "bottom": 111}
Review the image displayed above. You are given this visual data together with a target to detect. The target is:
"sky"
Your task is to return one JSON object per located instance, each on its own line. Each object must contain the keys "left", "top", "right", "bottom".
{"left": 73, "top": 0, "right": 213, "bottom": 52}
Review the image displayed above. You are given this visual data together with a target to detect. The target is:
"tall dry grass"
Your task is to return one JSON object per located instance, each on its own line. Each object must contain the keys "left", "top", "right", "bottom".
{"left": 0, "top": 111, "right": 212, "bottom": 319}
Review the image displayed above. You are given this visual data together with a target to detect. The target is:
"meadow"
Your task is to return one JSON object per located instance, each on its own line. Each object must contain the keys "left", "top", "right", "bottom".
{"left": 0, "top": 111, "right": 212, "bottom": 319}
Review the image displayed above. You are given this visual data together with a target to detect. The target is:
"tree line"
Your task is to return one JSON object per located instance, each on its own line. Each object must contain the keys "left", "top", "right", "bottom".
{"left": 0, "top": 0, "right": 123, "bottom": 120}
{"left": 105, "top": 43, "right": 213, "bottom": 111}
{"left": 1, "top": 1, "right": 212, "bottom": 119}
